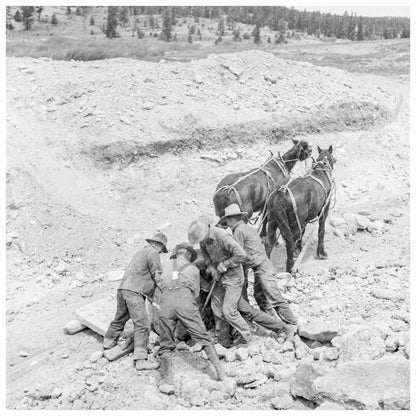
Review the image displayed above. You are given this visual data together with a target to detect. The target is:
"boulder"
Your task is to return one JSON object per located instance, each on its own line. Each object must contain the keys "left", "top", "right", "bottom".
{"left": 298, "top": 320, "right": 340, "bottom": 342}
{"left": 313, "top": 356, "right": 410, "bottom": 409}
{"left": 316, "top": 401, "right": 346, "bottom": 410}
{"left": 158, "top": 384, "right": 175, "bottom": 395}
{"left": 322, "top": 347, "right": 339, "bottom": 361}
{"left": 290, "top": 364, "right": 321, "bottom": 403}
{"left": 329, "top": 216, "right": 346, "bottom": 227}
{"left": 64, "top": 319, "right": 86, "bottom": 335}
{"left": 384, "top": 335, "right": 399, "bottom": 352}
{"left": 271, "top": 393, "right": 294, "bottom": 410}
{"left": 337, "top": 327, "right": 386, "bottom": 362}
{"left": 224, "top": 350, "right": 236, "bottom": 362}
{"left": 355, "top": 214, "right": 371, "bottom": 229}
{"left": 235, "top": 348, "right": 249, "bottom": 361}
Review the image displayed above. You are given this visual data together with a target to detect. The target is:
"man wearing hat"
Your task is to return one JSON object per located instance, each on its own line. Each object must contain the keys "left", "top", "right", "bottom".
{"left": 103, "top": 232, "right": 168, "bottom": 371}
{"left": 221, "top": 204, "right": 298, "bottom": 341}
{"left": 157, "top": 242, "right": 225, "bottom": 382}
{"left": 188, "top": 218, "right": 252, "bottom": 347}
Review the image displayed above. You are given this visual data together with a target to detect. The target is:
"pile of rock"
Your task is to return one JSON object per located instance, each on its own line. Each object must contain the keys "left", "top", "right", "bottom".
{"left": 329, "top": 211, "right": 389, "bottom": 237}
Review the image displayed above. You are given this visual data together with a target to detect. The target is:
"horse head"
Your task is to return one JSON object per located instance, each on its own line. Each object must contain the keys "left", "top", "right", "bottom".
{"left": 316, "top": 145, "right": 336, "bottom": 169}
{"left": 292, "top": 139, "right": 312, "bottom": 161}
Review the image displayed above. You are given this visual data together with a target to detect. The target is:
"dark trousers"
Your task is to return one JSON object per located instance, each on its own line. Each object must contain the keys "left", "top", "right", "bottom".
{"left": 104, "top": 289, "right": 149, "bottom": 360}
{"left": 252, "top": 260, "right": 297, "bottom": 325}
{"left": 237, "top": 296, "right": 286, "bottom": 331}
{"left": 158, "top": 288, "right": 213, "bottom": 356}
{"left": 211, "top": 271, "right": 252, "bottom": 342}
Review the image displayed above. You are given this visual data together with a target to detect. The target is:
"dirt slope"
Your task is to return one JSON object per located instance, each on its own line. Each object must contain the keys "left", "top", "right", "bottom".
{"left": 6, "top": 46, "right": 409, "bottom": 410}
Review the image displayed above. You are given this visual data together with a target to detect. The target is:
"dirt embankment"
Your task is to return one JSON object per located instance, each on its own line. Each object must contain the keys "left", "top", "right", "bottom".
{"left": 7, "top": 50, "right": 397, "bottom": 166}
{"left": 6, "top": 46, "right": 409, "bottom": 410}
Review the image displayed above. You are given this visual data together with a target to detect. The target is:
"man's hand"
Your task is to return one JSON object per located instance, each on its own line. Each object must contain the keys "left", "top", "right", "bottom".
{"left": 217, "top": 261, "right": 228, "bottom": 274}
{"left": 206, "top": 265, "right": 221, "bottom": 281}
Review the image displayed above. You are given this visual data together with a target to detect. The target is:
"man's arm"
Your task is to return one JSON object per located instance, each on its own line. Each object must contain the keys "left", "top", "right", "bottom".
{"left": 148, "top": 250, "right": 162, "bottom": 285}
{"left": 221, "top": 233, "right": 247, "bottom": 269}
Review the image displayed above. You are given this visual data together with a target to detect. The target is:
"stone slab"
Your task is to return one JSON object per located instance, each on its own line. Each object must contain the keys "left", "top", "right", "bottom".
{"left": 75, "top": 295, "right": 134, "bottom": 337}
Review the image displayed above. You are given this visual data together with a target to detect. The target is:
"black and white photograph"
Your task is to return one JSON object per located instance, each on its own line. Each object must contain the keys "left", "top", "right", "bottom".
{"left": 4, "top": 1, "right": 413, "bottom": 411}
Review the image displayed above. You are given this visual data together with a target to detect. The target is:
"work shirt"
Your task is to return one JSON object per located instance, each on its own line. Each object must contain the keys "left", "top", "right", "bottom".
{"left": 200, "top": 225, "right": 247, "bottom": 270}
{"left": 232, "top": 221, "right": 268, "bottom": 268}
{"left": 159, "top": 257, "right": 200, "bottom": 299}
{"left": 118, "top": 245, "right": 161, "bottom": 297}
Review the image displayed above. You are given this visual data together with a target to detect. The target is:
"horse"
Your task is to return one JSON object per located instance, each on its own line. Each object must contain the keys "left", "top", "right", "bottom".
{"left": 213, "top": 139, "right": 312, "bottom": 225}
{"left": 264, "top": 146, "right": 336, "bottom": 273}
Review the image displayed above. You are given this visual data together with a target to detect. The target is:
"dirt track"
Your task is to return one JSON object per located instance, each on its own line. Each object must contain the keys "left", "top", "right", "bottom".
{"left": 6, "top": 40, "right": 409, "bottom": 409}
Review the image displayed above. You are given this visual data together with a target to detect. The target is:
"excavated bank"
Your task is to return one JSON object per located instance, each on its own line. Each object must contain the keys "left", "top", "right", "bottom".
{"left": 85, "top": 100, "right": 390, "bottom": 166}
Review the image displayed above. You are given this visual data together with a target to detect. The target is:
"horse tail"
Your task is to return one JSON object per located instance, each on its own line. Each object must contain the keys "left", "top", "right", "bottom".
{"left": 267, "top": 191, "right": 295, "bottom": 270}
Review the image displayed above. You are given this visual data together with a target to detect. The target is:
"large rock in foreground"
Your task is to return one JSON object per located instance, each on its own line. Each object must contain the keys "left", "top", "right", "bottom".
{"left": 335, "top": 326, "right": 385, "bottom": 362}
{"left": 313, "top": 356, "right": 410, "bottom": 410}
{"left": 298, "top": 320, "right": 340, "bottom": 342}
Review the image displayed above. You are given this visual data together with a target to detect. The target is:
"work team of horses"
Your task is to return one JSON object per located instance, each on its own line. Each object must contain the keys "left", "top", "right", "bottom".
{"left": 213, "top": 140, "right": 336, "bottom": 273}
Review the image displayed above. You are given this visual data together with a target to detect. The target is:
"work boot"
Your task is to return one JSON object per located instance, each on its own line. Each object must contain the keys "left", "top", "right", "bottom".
{"left": 232, "top": 334, "right": 251, "bottom": 348}
{"left": 102, "top": 337, "right": 117, "bottom": 350}
{"left": 135, "top": 359, "right": 160, "bottom": 371}
{"left": 283, "top": 324, "right": 297, "bottom": 342}
{"left": 159, "top": 354, "right": 172, "bottom": 382}
{"left": 203, "top": 345, "right": 226, "bottom": 381}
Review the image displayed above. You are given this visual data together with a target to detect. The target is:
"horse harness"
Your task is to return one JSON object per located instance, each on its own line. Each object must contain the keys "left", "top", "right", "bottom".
{"left": 277, "top": 159, "right": 334, "bottom": 239}
{"left": 215, "top": 154, "right": 289, "bottom": 212}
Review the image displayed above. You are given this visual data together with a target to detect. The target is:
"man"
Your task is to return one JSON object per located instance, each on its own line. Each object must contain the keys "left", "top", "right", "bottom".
{"left": 103, "top": 232, "right": 168, "bottom": 371}
{"left": 158, "top": 243, "right": 225, "bottom": 381}
{"left": 221, "top": 204, "right": 298, "bottom": 341}
{"left": 195, "top": 214, "right": 290, "bottom": 347}
{"left": 188, "top": 218, "right": 252, "bottom": 347}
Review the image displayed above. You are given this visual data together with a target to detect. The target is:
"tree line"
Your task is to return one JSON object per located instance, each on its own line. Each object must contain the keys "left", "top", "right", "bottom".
{"left": 6, "top": 5, "right": 410, "bottom": 40}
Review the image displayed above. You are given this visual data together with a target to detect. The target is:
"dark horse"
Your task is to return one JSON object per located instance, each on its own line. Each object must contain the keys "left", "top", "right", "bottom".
{"left": 264, "top": 146, "right": 336, "bottom": 273}
{"left": 213, "top": 139, "right": 312, "bottom": 225}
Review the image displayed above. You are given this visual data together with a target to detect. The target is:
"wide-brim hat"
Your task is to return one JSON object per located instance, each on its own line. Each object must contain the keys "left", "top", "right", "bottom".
{"left": 171, "top": 242, "right": 198, "bottom": 263}
{"left": 220, "top": 204, "right": 248, "bottom": 222}
{"left": 188, "top": 220, "right": 209, "bottom": 245}
{"left": 145, "top": 232, "right": 168, "bottom": 253}
{"left": 198, "top": 214, "right": 220, "bottom": 226}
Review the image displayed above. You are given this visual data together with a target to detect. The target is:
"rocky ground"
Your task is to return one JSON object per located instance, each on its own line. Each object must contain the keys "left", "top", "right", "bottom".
{"left": 6, "top": 39, "right": 410, "bottom": 410}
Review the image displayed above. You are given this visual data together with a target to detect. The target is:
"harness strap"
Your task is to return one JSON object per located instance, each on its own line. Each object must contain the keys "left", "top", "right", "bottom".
{"left": 307, "top": 174, "right": 328, "bottom": 197}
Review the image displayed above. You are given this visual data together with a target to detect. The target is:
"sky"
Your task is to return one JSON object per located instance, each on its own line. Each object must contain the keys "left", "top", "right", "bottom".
{"left": 299, "top": 6, "right": 410, "bottom": 17}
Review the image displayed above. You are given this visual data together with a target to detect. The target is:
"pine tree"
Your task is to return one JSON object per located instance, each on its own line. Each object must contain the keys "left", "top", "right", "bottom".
{"left": 14, "top": 10, "right": 22, "bottom": 22}
{"left": 119, "top": 7, "right": 129, "bottom": 27}
{"left": 21, "top": 7, "right": 35, "bottom": 30}
{"left": 89, "top": 16, "right": 95, "bottom": 26}
{"left": 197, "top": 28, "right": 202, "bottom": 40}
{"left": 36, "top": 6, "right": 43, "bottom": 21}
{"left": 75, "top": 7, "right": 82, "bottom": 16}
{"left": 357, "top": 16, "right": 364, "bottom": 41}
{"left": 277, "top": 17, "right": 288, "bottom": 41}
{"left": 162, "top": 8, "right": 172, "bottom": 41}
{"left": 106, "top": 6, "right": 119, "bottom": 38}
{"left": 66, "top": 7, "right": 71, "bottom": 16}
{"left": 51, "top": 13, "right": 58, "bottom": 26}
{"left": 401, "top": 26, "right": 410, "bottom": 38}
{"left": 149, "top": 14, "right": 155, "bottom": 29}
{"left": 188, "top": 30, "right": 193, "bottom": 43}
{"left": 253, "top": 22, "right": 261, "bottom": 43}
{"left": 217, "top": 17, "right": 225, "bottom": 36}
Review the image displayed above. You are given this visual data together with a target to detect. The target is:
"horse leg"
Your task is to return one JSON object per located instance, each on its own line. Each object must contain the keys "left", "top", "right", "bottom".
{"left": 317, "top": 206, "right": 330, "bottom": 259}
